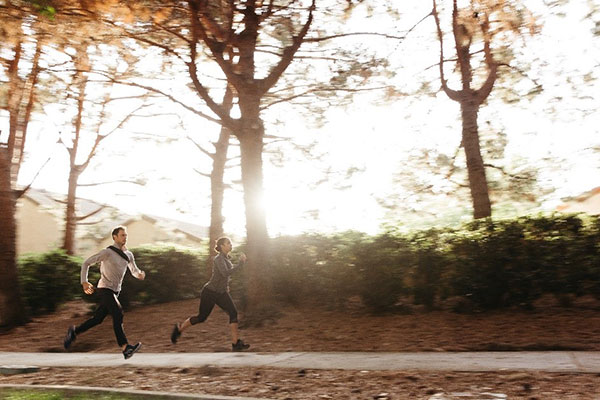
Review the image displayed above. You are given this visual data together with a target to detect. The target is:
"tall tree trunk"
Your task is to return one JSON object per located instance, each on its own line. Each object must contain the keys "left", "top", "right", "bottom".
{"left": 1, "top": 26, "right": 32, "bottom": 328}
{"left": 238, "top": 97, "right": 270, "bottom": 313}
{"left": 461, "top": 102, "right": 491, "bottom": 219}
{"left": 181, "top": 0, "right": 313, "bottom": 318}
{"left": 433, "top": 0, "right": 497, "bottom": 220}
{"left": 0, "top": 147, "right": 25, "bottom": 328}
{"left": 62, "top": 168, "right": 80, "bottom": 255}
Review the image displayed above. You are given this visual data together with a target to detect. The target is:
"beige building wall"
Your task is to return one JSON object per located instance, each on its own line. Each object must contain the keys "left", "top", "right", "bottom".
{"left": 16, "top": 197, "right": 62, "bottom": 254}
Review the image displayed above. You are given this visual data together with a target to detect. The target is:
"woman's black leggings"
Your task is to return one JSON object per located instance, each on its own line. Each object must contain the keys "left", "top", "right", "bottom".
{"left": 75, "top": 288, "right": 128, "bottom": 347}
{"left": 190, "top": 287, "right": 238, "bottom": 325}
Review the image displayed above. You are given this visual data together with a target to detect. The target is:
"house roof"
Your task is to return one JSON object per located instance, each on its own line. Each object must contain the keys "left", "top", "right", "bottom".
{"left": 558, "top": 187, "right": 600, "bottom": 204}
{"left": 556, "top": 187, "right": 600, "bottom": 214}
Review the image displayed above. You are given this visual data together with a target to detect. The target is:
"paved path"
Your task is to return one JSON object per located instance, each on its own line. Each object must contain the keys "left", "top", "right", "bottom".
{"left": 1, "top": 351, "right": 599, "bottom": 373}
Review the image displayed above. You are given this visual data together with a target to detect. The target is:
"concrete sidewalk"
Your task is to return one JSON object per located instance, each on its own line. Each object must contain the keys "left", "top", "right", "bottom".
{"left": 1, "top": 351, "right": 599, "bottom": 373}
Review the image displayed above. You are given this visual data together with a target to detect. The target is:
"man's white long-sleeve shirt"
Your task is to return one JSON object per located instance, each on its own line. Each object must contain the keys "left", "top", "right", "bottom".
{"left": 80, "top": 242, "right": 144, "bottom": 293}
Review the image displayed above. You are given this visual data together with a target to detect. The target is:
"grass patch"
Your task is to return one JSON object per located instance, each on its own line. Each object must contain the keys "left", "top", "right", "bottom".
{"left": 0, "top": 388, "right": 172, "bottom": 400}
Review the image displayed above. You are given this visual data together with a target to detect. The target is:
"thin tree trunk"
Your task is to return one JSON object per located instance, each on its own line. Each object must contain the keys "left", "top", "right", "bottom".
{"left": 62, "top": 168, "right": 80, "bottom": 255}
{"left": 433, "top": 0, "right": 496, "bottom": 220}
{"left": 208, "top": 87, "right": 234, "bottom": 264}
{"left": 0, "top": 147, "right": 25, "bottom": 328}
{"left": 6, "top": 40, "right": 22, "bottom": 186}
{"left": 461, "top": 102, "right": 491, "bottom": 219}
{"left": 208, "top": 129, "right": 229, "bottom": 261}
{"left": 62, "top": 49, "right": 87, "bottom": 255}
{"left": 12, "top": 40, "right": 42, "bottom": 184}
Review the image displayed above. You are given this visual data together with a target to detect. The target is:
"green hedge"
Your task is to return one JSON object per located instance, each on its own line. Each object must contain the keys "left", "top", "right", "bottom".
{"left": 348, "top": 213, "right": 600, "bottom": 312}
{"left": 444, "top": 215, "right": 600, "bottom": 310}
{"left": 17, "top": 250, "right": 83, "bottom": 315}
{"left": 269, "top": 213, "right": 600, "bottom": 313}
{"left": 266, "top": 232, "right": 362, "bottom": 308}
{"left": 118, "top": 246, "right": 208, "bottom": 309}
{"left": 16, "top": 246, "right": 208, "bottom": 314}
{"left": 16, "top": 213, "right": 600, "bottom": 316}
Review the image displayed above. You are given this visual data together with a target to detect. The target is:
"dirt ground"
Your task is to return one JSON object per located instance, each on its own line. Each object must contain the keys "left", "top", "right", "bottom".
{"left": 1, "top": 297, "right": 600, "bottom": 399}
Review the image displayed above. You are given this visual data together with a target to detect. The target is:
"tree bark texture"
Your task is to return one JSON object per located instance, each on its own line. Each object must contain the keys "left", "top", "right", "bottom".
{"left": 0, "top": 147, "right": 25, "bottom": 328}
{"left": 6, "top": 37, "right": 41, "bottom": 187}
{"left": 238, "top": 112, "right": 271, "bottom": 308}
{"left": 461, "top": 102, "right": 492, "bottom": 219}
{"left": 62, "top": 168, "right": 81, "bottom": 255}
{"left": 181, "top": 0, "right": 314, "bottom": 313}
{"left": 208, "top": 87, "right": 234, "bottom": 264}
{"left": 433, "top": 0, "right": 495, "bottom": 219}
{"left": 62, "top": 48, "right": 88, "bottom": 255}
{"left": 207, "top": 127, "right": 229, "bottom": 264}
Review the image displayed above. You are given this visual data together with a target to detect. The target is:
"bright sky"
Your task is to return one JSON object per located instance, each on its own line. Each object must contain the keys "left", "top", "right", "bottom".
{"left": 5, "top": 0, "right": 600, "bottom": 237}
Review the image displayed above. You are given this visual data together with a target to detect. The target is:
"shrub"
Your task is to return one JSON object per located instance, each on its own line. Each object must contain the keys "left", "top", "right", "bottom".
{"left": 18, "top": 214, "right": 600, "bottom": 317}
{"left": 117, "top": 246, "right": 207, "bottom": 309}
{"left": 447, "top": 219, "right": 536, "bottom": 309}
{"left": 18, "top": 250, "right": 83, "bottom": 315}
{"left": 353, "top": 233, "right": 410, "bottom": 312}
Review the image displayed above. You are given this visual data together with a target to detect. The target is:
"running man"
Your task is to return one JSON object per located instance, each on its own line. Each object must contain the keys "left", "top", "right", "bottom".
{"left": 63, "top": 226, "right": 145, "bottom": 359}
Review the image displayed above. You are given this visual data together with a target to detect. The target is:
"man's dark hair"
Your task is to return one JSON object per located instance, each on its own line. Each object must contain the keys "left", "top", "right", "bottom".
{"left": 111, "top": 226, "right": 126, "bottom": 238}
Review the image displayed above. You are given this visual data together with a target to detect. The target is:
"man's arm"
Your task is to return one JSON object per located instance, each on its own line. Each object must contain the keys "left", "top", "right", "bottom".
{"left": 80, "top": 250, "right": 108, "bottom": 295}
{"left": 124, "top": 247, "right": 145, "bottom": 280}
{"left": 82, "top": 281, "right": 95, "bottom": 295}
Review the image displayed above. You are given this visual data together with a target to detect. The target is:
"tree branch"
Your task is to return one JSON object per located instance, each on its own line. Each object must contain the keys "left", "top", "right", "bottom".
{"left": 185, "top": 0, "right": 239, "bottom": 128}
{"left": 77, "top": 179, "right": 145, "bottom": 187}
{"left": 475, "top": 11, "right": 497, "bottom": 104}
{"left": 432, "top": 0, "right": 460, "bottom": 101}
{"left": 483, "top": 163, "right": 531, "bottom": 180}
{"left": 102, "top": 18, "right": 186, "bottom": 62}
{"left": 444, "top": 142, "right": 463, "bottom": 180}
{"left": 261, "top": 85, "right": 394, "bottom": 110}
{"left": 497, "top": 62, "right": 542, "bottom": 89}
{"left": 80, "top": 102, "right": 151, "bottom": 172}
{"left": 304, "top": 32, "right": 406, "bottom": 42}
{"left": 193, "top": 168, "right": 210, "bottom": 178}
{"left": 13, "top": 153, "right": 53, "bottom": 200}
{"left": 186, "top": 135, "right": 215, "bottom": 160}
{"left": 90, "top": 70, "right": 222, "bottom": 125}
{"left": 260, "top": 0, "right": 316, "bottom": 94}
{"left": 76, "top": 205, "right": 106, "bottom": 222}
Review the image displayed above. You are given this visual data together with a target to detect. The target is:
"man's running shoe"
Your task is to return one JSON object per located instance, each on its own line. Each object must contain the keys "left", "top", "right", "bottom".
{"left": 63, "top": 325, "right": 76, "bottom": 349}
{"left": 123, "top": 342, "right": 142, "bottom": 359}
